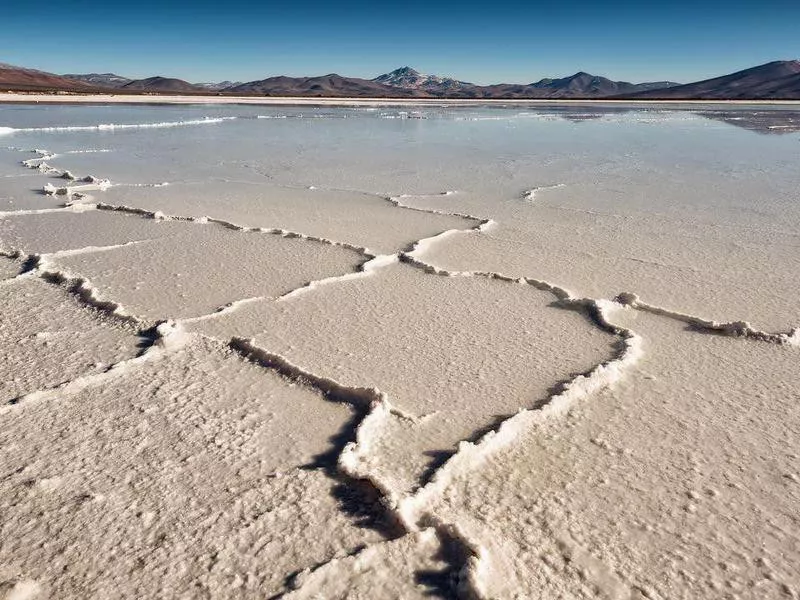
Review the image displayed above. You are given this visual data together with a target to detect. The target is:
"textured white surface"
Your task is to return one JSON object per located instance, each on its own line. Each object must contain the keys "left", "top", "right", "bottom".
{"left": 1, "top": 103, "right": 799, "bottom": 598}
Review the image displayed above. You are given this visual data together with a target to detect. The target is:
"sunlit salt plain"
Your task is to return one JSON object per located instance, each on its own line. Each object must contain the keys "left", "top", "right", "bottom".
{"left": 1, "top": 102, "right": 799, "bottom": 599}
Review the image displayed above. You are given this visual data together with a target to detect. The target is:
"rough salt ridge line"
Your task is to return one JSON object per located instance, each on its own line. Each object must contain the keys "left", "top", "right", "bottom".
{"left": 263, "top": 226, "right": 641, "bottom": 597}
{"left": 278, "top": 528, "right": 473, "bottom": 600}
{"left": 277, "top": 254, "right": 399, "bottom": 302}
{"left": 402, "top": 221, "right": 798, "bottom": 345}
{"left": 383, "top": 230, "right": 797, "bottom": 594}
{"left": 4, "top": 117, "right": 238, "bottom": 135}
{"left": 0, "top": 205, "right": 93, "bottom": 218}
{"left": 44, "top": 179, "right": 111, "bottom": 196}
{"left": 0, "top": 249, "right": 36, "bottom": 285}
{"left": 273, "top": 218, "right": 494, "bottom": 305}
{"left": 227, "top": 337, "right": 483, "bottom": 598}
{"left": 227, "top": 337, "right": 416, "bottom": 534}
{"left": 9, "top": 147, "right": 490, "bottom": 267}
{"left": 277, "top": 298, "right": 638, "bottom": 598}
{"left": 21, "top": 149, "right": 57, "bottom": 164}
{"left": 1, "top": 321, "right": 187, "bottom": 414}
{"left": 90, "top": 203, "right": 376, "bottom": 255}
{"left": 181, "top": 295, "right": 275, "bottom": 324}
{"left": 615, "top": 291, "right": 800, "bottom": 346}
{"left": 19, "top": 148, "right": 112, "bottom": 200}
{"left": 23, "top": 148, "right": 155, "bottom": 200}
{"left": 403, "top": 219, "right": 496, "bottom": 256}
{"left": 395, "top": 303, "right": 643, "bottom": 598}
{"left": 6, "top": 147, "right": 388, "bottom": 327}
{"left": 20, "top": 247, "right": 153, "bottom": 326}
{"left": 522, "top": 183, "right": 566, "bottom": 201}
{"left": 388, "top": 191, "right": 489, "bottom": 223}
{"left": 330, "top": 241, "right": 641, "bottom": 596}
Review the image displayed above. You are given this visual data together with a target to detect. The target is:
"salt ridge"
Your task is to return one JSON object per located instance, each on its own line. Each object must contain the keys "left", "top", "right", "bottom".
{"left": 522, "top": 183, "right": 566, "bottom": 201}
{"left": 2, "top": 117, "right": 237, "bottom": 135}
{"left": 2, "top": 320, "right": 187, "bottom": 413}
{"left": 616, "top": 291, "right": 800, "bottom": 346}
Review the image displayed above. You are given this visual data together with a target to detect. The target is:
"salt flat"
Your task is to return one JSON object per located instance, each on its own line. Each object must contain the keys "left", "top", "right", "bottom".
{"left": 418, "top": 207, "right": 800, "bottom": 331}
{"left": 47, "top": 221, "right": 365, "bottom": 320}
{"left": 0, "top": 335, "right": 384, "bottom": 598}
{"left": 99, "top": 182, "right": 475, "bottom": 255}
{"left": 0, "top": 276, "right": 139, "bottom": 402}
{"left": 1, "top": 102, "right": 798, "bottom": 598}
{"left": 192, "top": 260, "right": 616, "bottom": 496}
{"left": 0, "top": 254, "right": 20, "bottom": 280}
{"left": 423, "top": 309, "right": 800, "bottom": 599}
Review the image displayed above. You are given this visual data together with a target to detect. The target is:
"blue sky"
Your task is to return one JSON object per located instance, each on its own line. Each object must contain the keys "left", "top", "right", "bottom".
{"left": 3, "top": 0, "right": 799, "bottom": 84}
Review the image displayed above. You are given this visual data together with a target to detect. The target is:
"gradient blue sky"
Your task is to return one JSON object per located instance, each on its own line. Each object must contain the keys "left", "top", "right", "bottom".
{"left": 3, "top": 0, "right": 799, "bottom": 84}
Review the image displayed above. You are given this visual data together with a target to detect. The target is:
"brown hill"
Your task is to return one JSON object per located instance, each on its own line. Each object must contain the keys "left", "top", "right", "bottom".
{"left": 623, "top": 60, "right": 800, "bottom": 100}
{"left": 0, "top": 63, "right": 94, "bottom": 92}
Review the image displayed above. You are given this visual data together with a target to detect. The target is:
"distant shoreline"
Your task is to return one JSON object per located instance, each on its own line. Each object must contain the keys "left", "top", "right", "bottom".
{"left": 2, "top": 92, "right": 800, "bottom": 107}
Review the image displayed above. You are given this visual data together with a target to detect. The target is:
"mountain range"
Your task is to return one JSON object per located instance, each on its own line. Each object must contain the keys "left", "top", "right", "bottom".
{"left": 1, "top": 61, "right": 799, "bottom": 99}
{"left": 374, "top": 67, "right": 680, "bottom": 98}
{"left": 226, "top": 74, "right": 428, "bottom": 97}
{"left": 63, "top": 73, "right": 202, "bottom": 93}
{"left": 64, "top": 74, "right": 244, "bottom": 93}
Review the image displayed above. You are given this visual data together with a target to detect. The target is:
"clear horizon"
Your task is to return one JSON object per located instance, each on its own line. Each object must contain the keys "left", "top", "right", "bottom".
{"left": 4, "top": 0, "right": 800, "bottom": 85}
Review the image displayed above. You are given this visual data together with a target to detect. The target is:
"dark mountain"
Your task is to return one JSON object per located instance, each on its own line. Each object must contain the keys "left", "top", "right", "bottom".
{"left": 531, "top": 72, "right": 632, "bottom": 96}
{"left": 194, "top": 81, "right": 242, "bottom": 91}
{"left": 373, "top": 66, "right": 474, "bottom": 94}
{"left": 480, "top": 72, "right": 679, "bottom": 98}
{"left": 0, "top": 62, "right": 95, "bottom": 91}
{"left": 227, "top": 74, "right": 428, "bottom": 97}
{"left": 62, "top": 73, "right": 132, "bottom": 88}
{"left": 370, "top": 67, "right": 678, "bottom": 98}
{"left": 630, "top": 81, "right": 682, "bottom": 92}
{"left": 120, "top": 76, "right": 202, "bottom": 93}
{"left": 623, "top": 60, "right": 800, "bottom": 100}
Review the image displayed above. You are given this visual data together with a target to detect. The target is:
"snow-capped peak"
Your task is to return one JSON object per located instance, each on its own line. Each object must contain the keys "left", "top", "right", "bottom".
{"left": 373, "top": 67, "right": 472, "bottom": 91}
